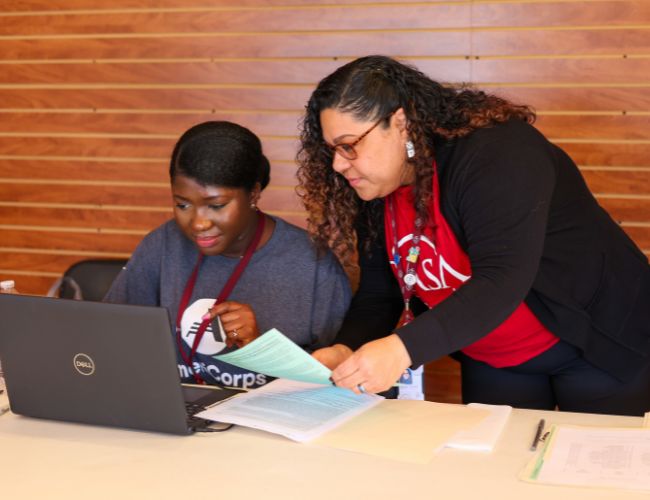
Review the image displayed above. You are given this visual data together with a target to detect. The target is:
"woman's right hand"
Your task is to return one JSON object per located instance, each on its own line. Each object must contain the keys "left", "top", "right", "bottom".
{"left": 330, "top": 334, "right": 412, "bottom": 394}
{"left": 203, "top": 300, "right": 260, "bottom": 349}
{"left": 312, "top": 343, "right": 353, "bottom": 370}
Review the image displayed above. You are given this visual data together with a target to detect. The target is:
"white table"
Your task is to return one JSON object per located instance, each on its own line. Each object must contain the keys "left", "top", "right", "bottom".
{"left": 0, "top": 395, "right": 646, "bottom": 500}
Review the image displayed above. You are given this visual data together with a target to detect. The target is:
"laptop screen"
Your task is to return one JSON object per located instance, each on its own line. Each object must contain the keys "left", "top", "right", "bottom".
{"left": 0, "top": 294, "right": 238, "bottom": 435}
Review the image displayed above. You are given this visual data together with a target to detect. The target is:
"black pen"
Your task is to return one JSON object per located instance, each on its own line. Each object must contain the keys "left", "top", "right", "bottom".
{"left": 530, "top": 418, "right": 545, "bottom": 451}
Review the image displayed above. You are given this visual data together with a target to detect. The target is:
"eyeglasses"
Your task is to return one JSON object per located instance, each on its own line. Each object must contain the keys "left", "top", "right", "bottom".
{"left": 325, "top": 112, "right": 393, "bottom": 160}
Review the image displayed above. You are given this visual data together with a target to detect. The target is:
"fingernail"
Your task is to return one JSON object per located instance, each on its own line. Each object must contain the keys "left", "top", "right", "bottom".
{"left": 201, "top": 313, "right": 210, "bottom": 321}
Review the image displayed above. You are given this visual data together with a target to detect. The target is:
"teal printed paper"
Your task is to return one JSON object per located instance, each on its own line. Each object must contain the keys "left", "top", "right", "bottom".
{"left": 214, "top": 328, "right": 332, "bottom": 385}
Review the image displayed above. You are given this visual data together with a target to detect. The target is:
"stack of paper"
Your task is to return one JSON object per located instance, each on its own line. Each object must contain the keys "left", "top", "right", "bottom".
{"left": 521, "top": 424, "right": 650, "bottom": 492}
{"left": 314, "top": 400, "right": 490, "bottom": 463}
{"left": 441, "top": 403, "right": 512, "bottom": 452}
{"left": 197, "top": 378, "right": 383, "bottom": 442}
{"left": 199, "top": 328, "right": 494, "bottom": 462}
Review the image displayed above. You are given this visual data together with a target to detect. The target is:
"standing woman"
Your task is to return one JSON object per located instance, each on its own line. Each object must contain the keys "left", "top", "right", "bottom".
{"left": 297, "top": 55, "right": 650, "bottom": 415}
{"left": 105, "top": 121, "right": 351, "bottom": 389}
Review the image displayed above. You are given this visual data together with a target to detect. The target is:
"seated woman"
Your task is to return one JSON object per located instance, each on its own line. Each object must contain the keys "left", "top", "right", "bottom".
{"left": 105, "top": 121, "right": 351, "bottom": 389}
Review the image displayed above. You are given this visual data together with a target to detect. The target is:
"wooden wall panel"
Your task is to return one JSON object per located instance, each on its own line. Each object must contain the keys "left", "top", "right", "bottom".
{"left": 1, "top": 0, "right": 648, "bottom": 405}
{"left": 0, "top": 88, "right": 313, "bottom": 110}
{"left": 595, "top": 197, "right": 650, "bottom": 222}
{"left": 559, "top": 143, "right": 650, "bottom": 168}
{"left": 0, "top": 112, "right": 304, "bottom": 136}
{"left": 424, "top": 357, "right": 462, "bottom": 405}
{"left": 535, "top": 115, "right": 650, "bottom": 141}
{"left": 0, "top": 136, "right": 301, "bottom": 162}
{"left": 0, "top": 156, "right": 299, "bottom": 186}
{"left": 1, "top": 250, "right": 112, "bottom": 273}
{"left": 0, "top": 182, "right": 169, "bottom": 205}
{"left": 623, "top": 225, "right": 650, "bottom": 248}
{"left": 0, "top": 60, "right": 353, "bottom": 85}
{"left": 581, "top": 169, "right": 650, "bottom": 195}
{"left": 0, "top": 159, "right": 168, "bottom": 182}
{"left": 0, "top": 206, "right": 169, "bottom": 229}
{"left": 0, "top": 136, "right": 174, "bottom": 158}
{"left": 473, "top": 29, "right": 650, "bottom": 56}
{"left": 4, "top": 0, "right": 439, "bottom": 8}
{"left": 2, "top": 28, "right": 648, "bottom": 61}
{"left": 0, "top": 5, "right": 472, "bottom": 35}
{"left": 0, "top": 227, "right": 143, "bottom": 253}
{"left": 0, "top": 32, "right": 471, "bottom": 59}
{"left": 0, "top": 275, "right": 62, "bottom": 293}
{"left": 471, "top": 1, "right": 649, "bottom": 27}
{"left": 3, "top": 87, "right": 650, "bottom": 113}
{"left": 473, "top": 58, "right": 650, "bottom": 84}
{"left": 0, "top": 182, "right": 302, "bottom": 212}
{"left": 0, "top": 60, "right": 472, "bottom": 85}
{"left": 491, "top": 87, "right": 650, "bottom": 112}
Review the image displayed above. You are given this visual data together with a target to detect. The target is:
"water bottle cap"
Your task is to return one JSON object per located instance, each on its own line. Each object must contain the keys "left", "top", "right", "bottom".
{"left": 0, "top": 280, "right": 16, "bottom": 290}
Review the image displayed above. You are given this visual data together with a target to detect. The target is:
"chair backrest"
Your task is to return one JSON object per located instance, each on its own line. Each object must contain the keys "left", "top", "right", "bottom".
{"left": 47, "top": 258, "right": 128, "bottom": 301}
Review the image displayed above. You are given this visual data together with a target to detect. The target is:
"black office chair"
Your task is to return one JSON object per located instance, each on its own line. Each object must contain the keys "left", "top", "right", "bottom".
{"left": 47, "top": 258, "right": 128, "bottom": 301}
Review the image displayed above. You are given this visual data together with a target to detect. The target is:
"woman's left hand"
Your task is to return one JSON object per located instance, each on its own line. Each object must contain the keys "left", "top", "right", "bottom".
{"left": 204, "top": 301, "right": 260, "bottom": 348}
{"left": 330, "top": 334, "right": 412, "bottom": 394}
{"left": 312, "top": 343, "right": 353, "bottom": 370}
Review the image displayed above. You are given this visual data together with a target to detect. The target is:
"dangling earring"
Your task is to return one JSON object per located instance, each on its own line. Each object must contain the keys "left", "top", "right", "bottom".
{"left": 405, "top": 140, "right": 415, "bottom": 159}
{"left": 250, "top": 203, "right": 257, "bottom": 210}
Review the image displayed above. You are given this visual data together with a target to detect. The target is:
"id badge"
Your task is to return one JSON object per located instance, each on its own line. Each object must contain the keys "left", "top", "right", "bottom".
{"left": 397, "top": 365, "right": 424, "bottom": 400}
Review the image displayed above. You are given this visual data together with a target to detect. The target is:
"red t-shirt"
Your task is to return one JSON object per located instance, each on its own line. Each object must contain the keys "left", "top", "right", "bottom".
{"left": 384, "top": 165, "right": 558, "bottom": 368}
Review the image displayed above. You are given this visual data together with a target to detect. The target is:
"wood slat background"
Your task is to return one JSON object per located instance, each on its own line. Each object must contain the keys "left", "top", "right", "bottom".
{"left": 1, "top": 0, "right": 648, "bottom": 404}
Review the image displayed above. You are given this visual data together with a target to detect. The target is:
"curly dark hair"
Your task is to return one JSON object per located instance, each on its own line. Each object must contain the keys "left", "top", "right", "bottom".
{"left": 296, "top": 55, "right": 535, "bottom": 265}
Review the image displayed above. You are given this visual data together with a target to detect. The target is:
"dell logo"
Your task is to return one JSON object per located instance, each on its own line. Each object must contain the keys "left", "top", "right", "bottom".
{"left": 73, "top": 353, "right": 95, "bottom": 376}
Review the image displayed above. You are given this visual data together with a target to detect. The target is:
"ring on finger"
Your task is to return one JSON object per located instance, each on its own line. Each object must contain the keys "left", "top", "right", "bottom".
{"left": 357, "top": 383, "right": 366, "bottom": 394}
{"left": 230, "top": 329, "right": 239, "bottom": 338}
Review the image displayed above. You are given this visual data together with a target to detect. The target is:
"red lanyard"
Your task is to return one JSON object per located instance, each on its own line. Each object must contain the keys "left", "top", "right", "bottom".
{"left": 387, "top": 197, "right": 423, "bottom": 326}
{"left": 175, "top": 212, "right": 266, "bottom": 384}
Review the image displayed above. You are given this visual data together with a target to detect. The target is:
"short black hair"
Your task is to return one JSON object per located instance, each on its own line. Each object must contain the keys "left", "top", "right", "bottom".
{"left": 170, "top": 121, "right": 270, "bottom": 191}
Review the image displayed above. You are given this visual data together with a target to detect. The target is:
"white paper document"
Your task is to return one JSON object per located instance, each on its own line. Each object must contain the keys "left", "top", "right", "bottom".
{"left": 441, "top": 403, "right": 512, "bottom": 452}
{"left": 521, "top": 425, "right": 650, "bottom": 492}
{"left": 197, "top": 378, "right": 383, "bottom": 442}
{"left": 214, "top": 328, "right": 331, "bottom": 385}
{"left": 315, "top": 400, "right": 490, "bottom": 464}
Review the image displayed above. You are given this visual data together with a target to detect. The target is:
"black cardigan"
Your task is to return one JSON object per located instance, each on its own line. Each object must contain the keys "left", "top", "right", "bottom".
{"left": 336, "top": 120, "right": 650, "bottom": 382}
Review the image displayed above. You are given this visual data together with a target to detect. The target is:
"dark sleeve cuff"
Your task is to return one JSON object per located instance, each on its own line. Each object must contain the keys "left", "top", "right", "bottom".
{"left": 395, "top": 313, "right": 447, "bottom": 368}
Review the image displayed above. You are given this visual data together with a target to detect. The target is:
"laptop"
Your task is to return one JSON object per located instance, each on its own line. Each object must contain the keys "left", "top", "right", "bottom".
{"left": 0, "top": 293, "right": 242, "bottom": 435}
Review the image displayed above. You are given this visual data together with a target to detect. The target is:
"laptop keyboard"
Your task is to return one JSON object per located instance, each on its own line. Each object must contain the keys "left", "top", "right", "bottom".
{"left": 185, "top": 401, "right": 234, "bottom": 433}
{"left": 185, "top": 401, "right": 206, "bottom": 417}
{"left": 185, "top": 401, "right": 211, "bottom": 429}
